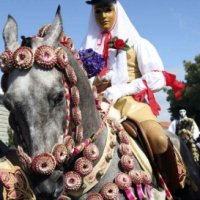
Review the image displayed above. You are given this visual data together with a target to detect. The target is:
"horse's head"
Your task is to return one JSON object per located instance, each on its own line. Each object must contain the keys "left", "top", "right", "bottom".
{"left": 0, "top": 6, "right": 84, "bottom": 199}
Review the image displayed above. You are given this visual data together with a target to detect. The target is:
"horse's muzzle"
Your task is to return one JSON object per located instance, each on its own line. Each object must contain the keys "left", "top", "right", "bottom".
{"left": 33, "top": 170, "right": 64, "bottom": 200}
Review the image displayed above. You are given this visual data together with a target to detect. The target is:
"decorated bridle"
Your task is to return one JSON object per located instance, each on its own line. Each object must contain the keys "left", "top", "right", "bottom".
{"left": 0, "top": 27, "right": 90, "bottom": 174}
{"left": 0, "top": 25, "right": 114, "bottom": 178}
{"left": 0, "top": 26, "right": 155, "bottom": 200}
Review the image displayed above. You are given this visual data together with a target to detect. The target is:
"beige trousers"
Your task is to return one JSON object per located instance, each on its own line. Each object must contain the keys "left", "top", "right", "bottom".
{"left": 115, "top": 96, "right": 168, "bottom": 154}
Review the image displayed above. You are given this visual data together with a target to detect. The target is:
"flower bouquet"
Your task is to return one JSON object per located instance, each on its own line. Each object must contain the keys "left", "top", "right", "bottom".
{"left": 79, "top": 48, "right": 105, "bottom": 78}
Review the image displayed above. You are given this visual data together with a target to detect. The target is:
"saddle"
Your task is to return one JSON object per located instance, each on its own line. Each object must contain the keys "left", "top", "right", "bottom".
{"left": 122, "top": 118, "right": 154, "bottom": 161}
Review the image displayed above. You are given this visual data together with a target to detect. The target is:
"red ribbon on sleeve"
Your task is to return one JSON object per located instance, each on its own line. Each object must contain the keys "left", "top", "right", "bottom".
{"left": 134, "top": 71, "right": 185, "bottom": 116}
{"left": 162, "top": 71, "right": 185, "bottom": 100}
{"left": 134, "top": 80, "right": 161, "bottom": 116}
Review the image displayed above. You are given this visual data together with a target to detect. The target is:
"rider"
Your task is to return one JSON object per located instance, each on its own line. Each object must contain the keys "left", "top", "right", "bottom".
{"left": 81, "top": 0, "right": 185, "bottom": 192}
{"left": 168, "top": 108, "right": 200, "bottom": 162}
{"left": 168, "top": 109, "right": 200, "bottom": 141}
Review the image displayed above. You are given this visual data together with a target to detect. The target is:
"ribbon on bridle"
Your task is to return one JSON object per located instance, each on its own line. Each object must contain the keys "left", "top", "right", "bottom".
{"left": 124, "top": 188, "right": 137, "bottom": 200}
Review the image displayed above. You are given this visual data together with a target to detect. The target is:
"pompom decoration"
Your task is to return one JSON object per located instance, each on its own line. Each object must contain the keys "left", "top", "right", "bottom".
{"left": 35, "top": 45, "right": 57, "bottom": 69}
{"left": 72, "top": 106, "right": 82, "bottom": 126}
{"left": 115, "top": 172, "right": 132, "bottom": 190}
{"left": 74, "top": 157, "right": 93, "bottom": 176}
{"left": 119, "top": 143, "right": 133, "bottom": 156}
{"left": 17, "top": 146, "right": 32, "bottom": 172}
{"left": 13, "top": 47, "right": 34, "bottom": 69}
{"left": 79, "top": 48, "right": 104, "bottom": 78}
{"left": 118, "top": 130, "right": 129, "bottom": 144}
{"left": 83, "top": 143, "right": 100, "bottom": 161}
{"left": 141, "top": 171, "right": 152, "bottom": 185}
{"left": 121, "top": 155, "right": 135, "bottom": 171}
{"left": 86, "top": 193, "right": 103, "bottom": 200}
{"left": 56, "top": 47, "right": 69, "bottom": 69}
{"left": 128, "top": 170, "right": 142, "bottom": 184}
{"left": 129, "top": 170, "right": 146, "bottom": 199}
{"left": 115, "top": 173, "right": 137, "bottom": 200}
{"left": 70, "top": 86, "right": 80, "bottom": 106}
{"left": 112, "top": 121, "right": 124, "bottom": 132}
{"left": 100, "top": 182, "right": 119, "bottom": 200}
{"left": 64, "top": 136, "right": 75, "bottom": 154}
{"left": 37, "top": 24, "right": 51, "bottom": 37}
{"left": 64, "top": 171, "right": 82, "bottom": 191}
{"left": 31, "top": 153, "right": 56, "bottom": 175}
{"left": 0, "top": 50, "right": 13, "bottom": 72}
{"left": 65, "top": 64, "right": 77, "bottom": 84}
{"left": 52, "top": 144, "right": 68, "bottom": 164}
{"left": 60, "top": 36, "right": 74, "bottom": 50}
{"left": 141, "top": 171, "right": 152, "bottom": 200}
{"left": 75, "top": 124, "right": 84, "bottom": 143}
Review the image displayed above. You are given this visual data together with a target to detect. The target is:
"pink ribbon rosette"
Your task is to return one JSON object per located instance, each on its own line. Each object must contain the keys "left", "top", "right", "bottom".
{"left": 141, "top": 171, "right": 152, "bottom": 199}
{"left": 115, "top": 172, "right": 137, "bottom": 200}
{"left": 129, "top": 170, "right": 146, "bottom": 200}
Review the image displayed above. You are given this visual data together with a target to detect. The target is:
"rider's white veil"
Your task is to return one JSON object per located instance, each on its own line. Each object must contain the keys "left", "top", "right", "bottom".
{"left": 81, "top": 1, "right": 164, "bottom": 85}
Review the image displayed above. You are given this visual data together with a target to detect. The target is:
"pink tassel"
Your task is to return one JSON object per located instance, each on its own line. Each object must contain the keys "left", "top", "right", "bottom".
{"left": 125, "top": 188, "right": 137, "bottom": 200}
{"left": 136, "top": 184, "right": 146, "bottom": 200}
{"left": 145, "top": 184, "right": 152, "bottom": 199}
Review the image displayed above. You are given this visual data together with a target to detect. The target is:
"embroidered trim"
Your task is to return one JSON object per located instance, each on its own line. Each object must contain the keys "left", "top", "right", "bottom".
{"left": 0, "top": 158, "right": 36, "bottom": 200}
{"left": 67, "top": 123, "right": 116, "bottom": 196}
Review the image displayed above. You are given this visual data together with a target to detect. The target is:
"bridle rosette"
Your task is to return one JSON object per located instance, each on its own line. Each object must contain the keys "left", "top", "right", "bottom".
{"left": 52, "top": 144, "right": 69, "bottom": 164}
{"left": 0, "top": 50, "right": 13, "bottom": 72}
{"left": 56, "top": 47, "right": 69, "bottom": 69}
{"left": 31, "top": 153, "right": 57, "bottom": 175}
{"left": 13, "top": 47, "right": 34, "bottom": 69}
{"left": 35, "top": 45, "right": 57, "bottom": 69}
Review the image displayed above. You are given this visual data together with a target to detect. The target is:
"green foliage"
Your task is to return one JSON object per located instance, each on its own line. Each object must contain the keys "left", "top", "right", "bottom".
{"left": 166, "top": 54, "right": 200, "bottom": 126}
{"left": 6, "top": 127, "right": 15, "bottom": 148}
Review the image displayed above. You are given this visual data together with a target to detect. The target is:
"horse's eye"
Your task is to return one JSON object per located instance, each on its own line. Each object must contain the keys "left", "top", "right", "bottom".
{"left": 52, "top": 91, "right": 64, "bottom": 106}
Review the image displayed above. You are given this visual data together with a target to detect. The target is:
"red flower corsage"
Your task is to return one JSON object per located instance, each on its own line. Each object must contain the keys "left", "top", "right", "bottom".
{"left": 108, "top": 36, "right": 130, "bottom": 56}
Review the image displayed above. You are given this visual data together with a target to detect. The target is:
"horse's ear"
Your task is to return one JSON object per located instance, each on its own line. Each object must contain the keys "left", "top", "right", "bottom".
{"left": 43, "top": 5, "right": 63, "bottom": 45}
{"left": 3, "top": 15, "right": 19, "bottom": 51}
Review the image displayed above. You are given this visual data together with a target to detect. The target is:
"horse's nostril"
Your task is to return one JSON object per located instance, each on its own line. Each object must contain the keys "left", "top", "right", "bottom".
{"left": 53, "top": 176, "right": 64, "bottom": 199}
{"left": 52, "top": 170, "right": 63, "bottom": 182}
{"left": 57, "top": 174, "right": 64, "bottom": 185}
{"left": 34, "top": 171, "right": 64, "bottom": 200}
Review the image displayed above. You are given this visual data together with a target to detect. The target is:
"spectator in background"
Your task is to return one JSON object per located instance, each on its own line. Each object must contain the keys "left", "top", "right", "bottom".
{"left": 168, "top": 109, "right": 200, "bottom": 164}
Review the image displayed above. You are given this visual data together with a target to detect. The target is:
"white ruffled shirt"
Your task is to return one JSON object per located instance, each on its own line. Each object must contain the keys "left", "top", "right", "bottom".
{"left": 81, "top": 1, "right": 166, "bottom": 103}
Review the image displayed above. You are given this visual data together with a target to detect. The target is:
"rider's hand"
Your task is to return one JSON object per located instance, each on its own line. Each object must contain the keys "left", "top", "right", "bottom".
{"left": 103, "top": 84, "right": 125, "bottom": 103}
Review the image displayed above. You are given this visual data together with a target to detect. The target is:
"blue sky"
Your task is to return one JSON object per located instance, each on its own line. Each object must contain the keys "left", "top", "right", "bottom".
{"left": 0, "top": 0, "right": 200, "bottom": 121}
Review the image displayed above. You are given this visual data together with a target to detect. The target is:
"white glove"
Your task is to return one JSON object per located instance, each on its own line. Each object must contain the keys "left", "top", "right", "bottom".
{"left": 103, "top": 84, "right": 128, "bottom": 103}
{"left": 104, "top": 78, "right": 148, "bottom": 103}
{"left": 99, "top": 70, "right": 113, "bottom": 81}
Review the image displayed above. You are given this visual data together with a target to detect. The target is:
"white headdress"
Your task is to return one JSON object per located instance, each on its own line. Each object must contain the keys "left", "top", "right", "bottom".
{"left": 81, "top": 1, "right": 164, "bottom": 85}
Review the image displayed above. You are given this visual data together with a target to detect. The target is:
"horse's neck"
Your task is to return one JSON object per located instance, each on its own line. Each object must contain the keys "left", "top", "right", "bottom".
{"left": 79, "top": 101, "right": 108, "bottom": 155}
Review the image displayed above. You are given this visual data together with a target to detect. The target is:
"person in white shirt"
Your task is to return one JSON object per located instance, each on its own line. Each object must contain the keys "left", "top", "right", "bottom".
{"left": 81, "top": 0, "right": 185, "bottom": 192}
